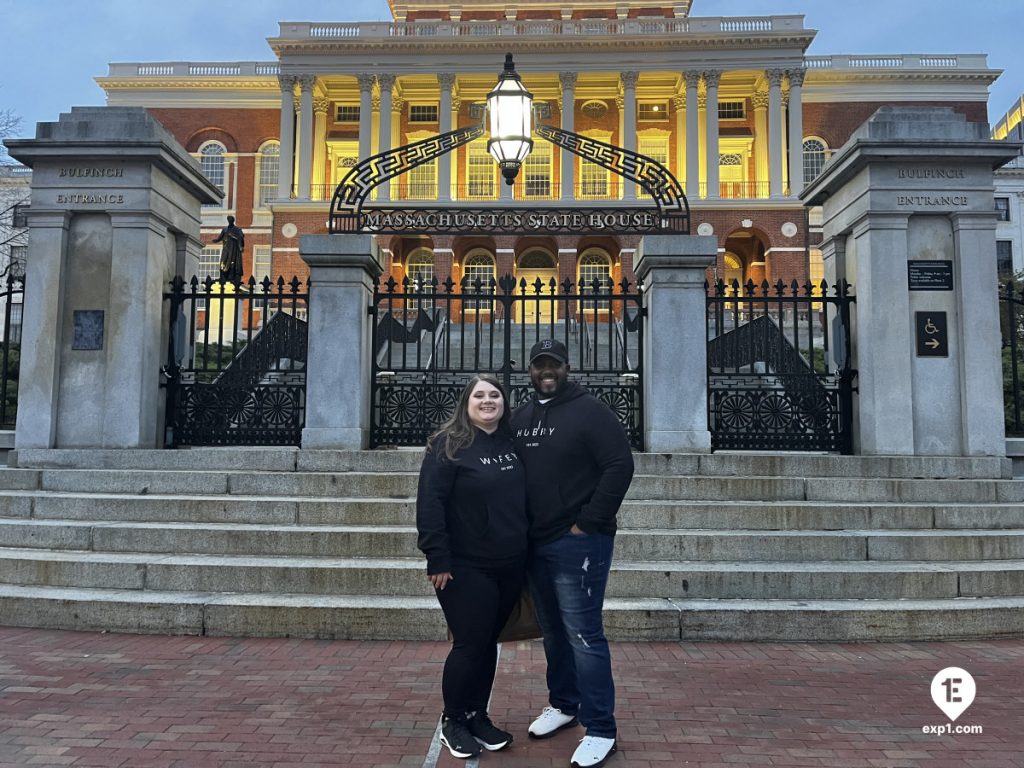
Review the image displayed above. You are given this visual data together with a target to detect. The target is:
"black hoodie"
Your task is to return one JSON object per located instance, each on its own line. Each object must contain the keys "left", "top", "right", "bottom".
{"left": 510, "top": 382, "right": 635, "bottom": 545}
{"left": 416, "top": 428, "right": 528, "bottom": 575}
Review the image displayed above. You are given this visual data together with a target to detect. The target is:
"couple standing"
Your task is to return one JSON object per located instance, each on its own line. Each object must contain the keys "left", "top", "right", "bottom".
{"left": 416, "top": 339, "right": 635, "bottom": 768}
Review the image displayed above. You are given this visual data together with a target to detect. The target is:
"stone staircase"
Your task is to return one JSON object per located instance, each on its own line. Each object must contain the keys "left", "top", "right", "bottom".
{"left": 0, "top": 448, "right": 1022, "bottom": 642}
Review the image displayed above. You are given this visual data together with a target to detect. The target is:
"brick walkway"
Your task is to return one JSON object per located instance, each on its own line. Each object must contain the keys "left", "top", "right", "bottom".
{"left": 0, "top": 628, "right": 1021, "bottom": 767}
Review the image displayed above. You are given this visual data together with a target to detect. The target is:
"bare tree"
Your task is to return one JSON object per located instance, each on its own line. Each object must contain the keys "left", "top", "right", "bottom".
{"left": 0, "top": 109, "right": 29, "bottom": 277}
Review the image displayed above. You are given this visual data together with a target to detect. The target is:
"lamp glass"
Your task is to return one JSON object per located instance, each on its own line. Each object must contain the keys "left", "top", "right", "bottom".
{"left": 486, "top": 54, "right": 534, "bottom": 178}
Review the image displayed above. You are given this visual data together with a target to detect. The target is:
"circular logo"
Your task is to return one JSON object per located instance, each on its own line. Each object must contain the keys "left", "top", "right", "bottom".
{"left": 281, "top": 223, "right": 298, "bottom": 239}
{"left": 781, "top": 222, "right": 798, "bottom": 238}
{"left": 697, "top": 222, "right": 714, "bottom": 236}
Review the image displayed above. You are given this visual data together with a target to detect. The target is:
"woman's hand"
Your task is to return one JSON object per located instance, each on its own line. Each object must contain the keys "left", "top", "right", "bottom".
{"left": 428, "top": 572, "right": 453, "bottom": 590}
{"left": 570, "top": 524, "right": 585, "bottom": 536}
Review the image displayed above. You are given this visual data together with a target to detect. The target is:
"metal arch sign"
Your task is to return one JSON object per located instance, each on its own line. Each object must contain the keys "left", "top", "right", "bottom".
{"left": 331, "top": 206, "right": 689, "bottom": 235}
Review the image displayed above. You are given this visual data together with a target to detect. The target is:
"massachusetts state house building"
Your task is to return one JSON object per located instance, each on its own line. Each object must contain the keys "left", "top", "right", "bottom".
{"left": 96, "top": 0, "right": 999, "bottom": 294}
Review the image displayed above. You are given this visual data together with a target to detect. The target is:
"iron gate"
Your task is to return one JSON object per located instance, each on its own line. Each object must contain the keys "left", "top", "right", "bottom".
{"left": 162, "top": 275, "right": 309, "bottom": 447}
{"left": 371, "top": 274, "right": 644, "bottom": 448}
{"left": 1, "top": 273, "right": 24, "bottom": 429}
{"left": 1002, "top": 279, "right": 1023, "bottom": 436}
{"left": 706, "top": 279, "right": 856, "bottom": 453}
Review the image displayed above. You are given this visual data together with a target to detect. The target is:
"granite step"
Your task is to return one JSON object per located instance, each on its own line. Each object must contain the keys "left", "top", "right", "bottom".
{"left": 0, "top": 583, "right": 1021, "bottom": 642}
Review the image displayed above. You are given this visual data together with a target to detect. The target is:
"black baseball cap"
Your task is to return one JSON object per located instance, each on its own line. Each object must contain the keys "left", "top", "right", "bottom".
{"left": 529, "top": 339, "right": 569, "bottom": 365}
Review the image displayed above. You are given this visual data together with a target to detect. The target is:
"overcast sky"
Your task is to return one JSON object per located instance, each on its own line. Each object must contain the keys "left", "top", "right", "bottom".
{"left": 2, "top": 0, "right": 1022, "bottom": 139}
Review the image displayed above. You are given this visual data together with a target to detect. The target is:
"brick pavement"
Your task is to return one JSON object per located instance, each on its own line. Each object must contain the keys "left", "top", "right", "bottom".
{"left": 0, "top": 627, "right": 1022, "bottom": 768}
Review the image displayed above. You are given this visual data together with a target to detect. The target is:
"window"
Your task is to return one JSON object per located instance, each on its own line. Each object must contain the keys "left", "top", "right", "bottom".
{"left": 802, "top": 138, "right": 829, "bottom": 185}
{"left": 718, "top": 101, "right": 745, "bottom": 120}
{"left": 638, "top": 102, "right": 668, "bottom": 121}
{"left": 409, "top": 105, "right": 439, "bottom": 123}
{"left": 522, "top": 140, "right": 552, "bottom": 198}
{"left": 637, "top": 136, "right": 669, "bottom": 199}
{"left": 406, "top": 158, "right": 436, "bottom": 199}
{"left": 7, "top": 302, "right": 22, "bottom": 345}
{"left": 12, "top": 204, "right": 28, "bottom": 228}
{"left": 462, "top": 251, "right": 495, "bottom": 310}
{"left": 257, "top": 142, "right": 280, "bottom": 207}
{"left": 578, "top": 250, "right": 612, "bottom": 309}
{"left": 996, "top": 197, "right": 1010, "bottom": 222}
{"left": 195, "top": 246, "right": 222, "bottom": 308}
{"left": 407, "top": 249, "right": 434, "bottom": 308}
{"left": 997, "top": 240, "right": 1013, "bottom": 279}
{"left": 252, "top": 246, "right": 272, "bottom": 283}
{"left": 467, "top": 139, "right": 495, "bottom": 198}
{"left": 335, "top": 104, "right": 360, "bottom": 122}
{"left": 518, "top": 250, "right": 555, "bottom": 270}
{"left": 200, "top": 142, "right": 226, "bottom": 206}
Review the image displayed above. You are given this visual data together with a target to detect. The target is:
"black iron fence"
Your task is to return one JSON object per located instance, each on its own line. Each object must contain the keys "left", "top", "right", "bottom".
{"left": 1001, "top": 280, "right": 1023, "bottom": 436}
{"left": 706, "top": 279, "right": 856, "bottom": 453}
{"left": 371, "top": 274, "right": 644, "bottom": 448}
{"left": 1, "top": 274, "right": 24, "bottom": 430}
{"left": 162, "top": 276, "right": 309, "bottom": 447}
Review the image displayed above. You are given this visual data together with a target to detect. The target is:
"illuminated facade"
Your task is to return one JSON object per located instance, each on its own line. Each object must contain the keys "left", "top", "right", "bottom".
{"left": 96, "top": 0, "right": 998, "bottom": 292}
{"left": 993, "top": 95, "right": 1024, "bottom": 278}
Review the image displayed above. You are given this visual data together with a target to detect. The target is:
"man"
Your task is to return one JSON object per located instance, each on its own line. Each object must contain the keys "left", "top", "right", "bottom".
{"left": 211, "top": 215, "right": 244, "bottom": 283}
{"left": 510, "top": 338, "right": 635, "bottom": 768}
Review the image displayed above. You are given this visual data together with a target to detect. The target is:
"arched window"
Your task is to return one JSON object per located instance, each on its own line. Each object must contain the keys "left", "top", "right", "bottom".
{"left": 462, "top": 250, "right": 495, "bottom": 310}
{"left": 722, "top": 253, "right": 743, "bottom": 291}
{"left": 257, "top": 142, "right": 280, "bottom": 206}
{"left": 200, "top": 141, "right": 226, "bottom": 192}
{"left": 578, "top": 250, "right": 612, "bottom": 309}
{"left": 518, "top": 250, "right": 556, "bottom": 270}
{"left": 406, "top": 249, "right": 434, "bottom": 308}
{"left": 578, "top": 250, "right": 611, "bottom": 292}
{"left": 802, "top": 138, "right": 829, "bottom": 185}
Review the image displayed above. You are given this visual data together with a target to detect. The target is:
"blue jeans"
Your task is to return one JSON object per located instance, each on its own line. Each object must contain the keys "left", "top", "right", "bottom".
{"left": 528, "top": 531, "right": 616, "bottom": 738}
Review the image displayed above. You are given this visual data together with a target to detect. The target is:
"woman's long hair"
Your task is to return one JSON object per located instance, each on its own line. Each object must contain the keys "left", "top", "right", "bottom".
{"left": 427, "top": 373, "right": 511, "bottom": 461}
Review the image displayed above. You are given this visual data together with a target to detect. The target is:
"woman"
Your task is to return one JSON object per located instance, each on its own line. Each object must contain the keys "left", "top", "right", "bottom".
{"left": 416, "top": 373, "right": 528, "bottom": 759}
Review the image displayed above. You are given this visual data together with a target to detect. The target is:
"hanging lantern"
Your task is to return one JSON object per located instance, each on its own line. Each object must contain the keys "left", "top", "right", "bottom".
{"left": 486, "top": 53, "right": 534, "bottom": 185}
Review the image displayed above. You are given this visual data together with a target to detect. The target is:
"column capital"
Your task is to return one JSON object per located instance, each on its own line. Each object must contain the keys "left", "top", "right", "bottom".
{"left": 392, "top": 97, "right": 405, "bottom": 115}
{"left": 313, "top": 97, "right": 330, "bottom": 115}
{"left": 766, "top": 69, "right": 786, "bottom": 88}
{"left": 751, "top": 90, "right": 770, "bottom": 110}
{"left": 672, "top": 94, "right": 686, "bottom": 111}
{"left": 371, "top": 94, "right": 381, "bottom": 112}
{"left": 451, "top": 95, "right": 462, "bottom": 111}
{"left": 697, "top": 93, "right": 707, "bottom": 110}
{"left": 559, "top": 71, "right": 578, "bottom": 90}
{"left": 356, "top": 74, "right": 375, "bottom": 93}
{"left": 293, "top": 95, "right": 302, "bottom": 112}
{"left": 278, "top": 75, "right": 297, "bottom": 93}
{"left": 781, "top": 92, "right": 790, "bottom": 109}
{"left": 297, "top": 74, "right": 316, "bottom": 91}
{"left": 615, "top": 95, "right": 625, "bottom": 110}
{"left": 377, "top": 73, "right": 396, "bottom": 92}
{"left": 701, "top": 70, "right": 722, "bottom": 88}
{"left": 620, "top": 71, "right": 639, "bottom": 89}
{"left": 437, "top": 72, "right": 456, "bottom": 90}
{"left": 787, "top": 68, "right": 806, "bottom": 88}
{"left": 684, "top": 71, "right": 702, "bottom": 90}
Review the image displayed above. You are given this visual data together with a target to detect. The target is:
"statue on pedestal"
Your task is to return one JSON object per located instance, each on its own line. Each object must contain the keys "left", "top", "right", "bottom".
{"left": 211, "top": 215, "right": 245, "bottom": 283}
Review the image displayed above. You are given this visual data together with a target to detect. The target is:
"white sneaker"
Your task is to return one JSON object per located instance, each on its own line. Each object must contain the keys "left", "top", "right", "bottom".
{"left": 571, "top": 735, "right": 617, "bottom": 768}
{"left": 527, "top": 706, "right": 578, "bottom": 739}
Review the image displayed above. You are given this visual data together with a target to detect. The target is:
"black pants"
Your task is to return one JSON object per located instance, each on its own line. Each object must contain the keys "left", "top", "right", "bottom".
{"left": 434, "top": 560, "right": 524, "bottom": 717}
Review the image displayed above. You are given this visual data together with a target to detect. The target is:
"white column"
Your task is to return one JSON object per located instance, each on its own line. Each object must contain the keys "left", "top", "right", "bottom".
{"left": 559, "top": 72, "right": 577, "bottom": 201}
{"left": 377, "top": 74, "right": 395, "bottom": 201}
{"left": 621, "top": 71, "right": 638, "bottom": 200}
{"left": 438, "top": 73, "right": 455, "bottom": 202}
{"left": 312, "top": 97, "right": 329, "bottom": 201}
{"left": 703, "top": 70, "right": 721, "bottom": 201}
{"left": 277, "top": 76, "right": 296, "bottom": 199}
{"left": 787, "top": 69, "right": 805, "bottom": 197}
{"left": 357, "top": 75, "right": 374, "bottom": 161}
{"left": 296, "top": 75, "right": 315, "bottom": 200}
{"left": 767, "top": 69, "right": 785, "bottom": 198}
{"left": 752, "top": 90, "right": 769, "bottom": 199}
{"left": 684, "top": 71, "right": 700, "bottom": 200}
{"left": 673, "top": 94, "right": 686, "bottom": 185}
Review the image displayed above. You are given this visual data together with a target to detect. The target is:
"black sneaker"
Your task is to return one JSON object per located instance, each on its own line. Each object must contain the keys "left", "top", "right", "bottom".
{"left": 440, "top": 715, "right": 482, "bottom": 759}
{"left": 467, "top": 710, "right": 513, "bottom": 751}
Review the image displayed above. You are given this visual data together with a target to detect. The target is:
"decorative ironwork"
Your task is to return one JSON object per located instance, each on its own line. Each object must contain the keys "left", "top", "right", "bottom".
{"left": 162, "top": 276, "right": 309, "bottom": 447}
{"left": 706, "top": 278, "right": 856, "bottom": 453}
{"left": 534, "top": 124, "right": 689, "bottom": 232}
{"left": 1001, "top": 279, "right": 1024, "bottom": 436}
{"left": 329, "top": 124, "right": 484, "bottom": 233}
{"left": 371, "top": 273, "right": 643, "bottom": 448}
{"left": 328, "top": 118, "right": 690, "bottom": 235}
